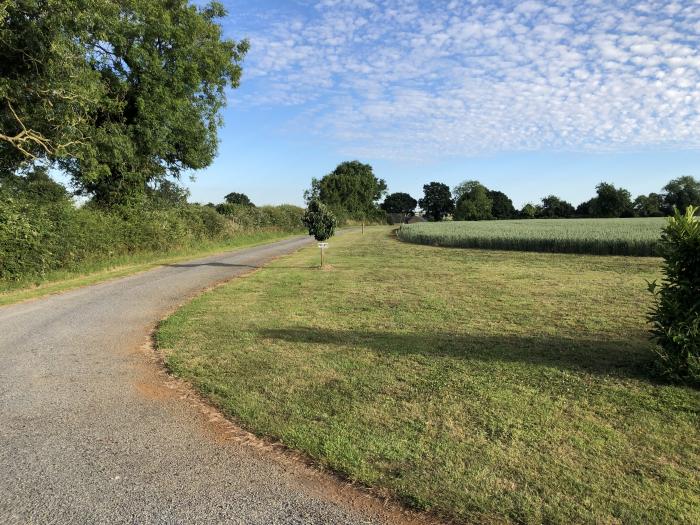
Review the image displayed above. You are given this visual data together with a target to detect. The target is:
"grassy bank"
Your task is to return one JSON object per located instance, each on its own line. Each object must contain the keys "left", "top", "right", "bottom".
{"left": 157, "top": 227, "right": 699, "bottom": 524}
{"left": 0, "top": 231, "right": 296, "bottom": 306}
{"left": 398, "top": 217, "right": 665, "bottom": 256}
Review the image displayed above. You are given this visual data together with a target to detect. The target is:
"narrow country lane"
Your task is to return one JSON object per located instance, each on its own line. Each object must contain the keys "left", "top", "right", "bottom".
{"left": 0, "top": 236, "right": 407, "bottom": 525}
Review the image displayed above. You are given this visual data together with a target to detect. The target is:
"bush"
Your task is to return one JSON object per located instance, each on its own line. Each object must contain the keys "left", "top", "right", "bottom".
{"left": 0, "top": 195, "right": 263, "bottom": 282}
{"left": 215, "top": 203, "right": 304, "bottom": 231}
{"left": 648, "top": 206, "right": 700, "bottom": 383}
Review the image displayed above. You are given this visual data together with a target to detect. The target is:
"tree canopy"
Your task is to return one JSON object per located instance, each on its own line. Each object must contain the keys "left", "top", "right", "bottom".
{"left": 580, "top": 182, "right": 633, "bottom": 218}
{"left": 453, "top": 181, "right": 492, "bottom": 221}
{"left": 302, "top": 199, "right": 337, "bottom": 241}
{"left": 1, "top": 0, "right": 248, "bottom": 206}
{"left": 224, "top": 192, "right": 254, "bottom": 206}
{"left": 381, "top": 192, "right": 417, "bottom": 217}
{"left": 487, "top": 190, "right": 516, "bottom": 219}
{"left": 419, "top": 182, "right": 454, "bottom": 221}
{"left": 311, "top": 161, "right": 387, "bottom": 220}
{"left": 663, "top": 176, "right": 700, "bottom": 214}
{"left": 634, "top": 193, "right": 664, "bottom": 217}
{"left": 538, "top": 195, "right": 575, "bottom": 218}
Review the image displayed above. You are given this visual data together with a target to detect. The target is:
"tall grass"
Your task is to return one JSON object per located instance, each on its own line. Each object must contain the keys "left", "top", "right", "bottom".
{"left": 397, "top": 218, "right": 666, "bottom": 256}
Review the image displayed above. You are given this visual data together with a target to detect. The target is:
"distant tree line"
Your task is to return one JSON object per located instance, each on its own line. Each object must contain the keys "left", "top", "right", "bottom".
{"left": 413, "top": 176, "right": 700, "bottom": 222}
{"left": 306, "top": 161, "right": 699, "bottom": 224}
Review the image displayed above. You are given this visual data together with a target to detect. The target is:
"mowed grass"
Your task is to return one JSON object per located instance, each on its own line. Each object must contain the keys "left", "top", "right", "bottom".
{"left": 157, "top": 227, "right": 699, "bottom": 524}
{"left": 398, "top": 217, "right": 666, "bottom": 256}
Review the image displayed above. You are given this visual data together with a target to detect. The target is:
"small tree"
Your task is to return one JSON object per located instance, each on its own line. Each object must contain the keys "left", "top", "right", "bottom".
{"left": 302, "top": 199, "right": 338, "bottom": 267}
{"left": 648, "top": 206, "right": 700, "bottom": 383}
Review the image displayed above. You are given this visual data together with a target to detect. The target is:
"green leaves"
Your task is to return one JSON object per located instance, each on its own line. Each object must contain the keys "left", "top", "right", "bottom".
{"left": 418, "top": 182, "right": 454, "bottom": 222}
{"left": 1, "top": 0, "right": 247, "bottom": 205}
{"left": 302, "top": 200, "right": 337, "bottom": 242}
{"left": 314, "top": 161, "right": 387, "bottom": 222}
{"left": 648, "top": 205, "right": 700, "bottom": 383}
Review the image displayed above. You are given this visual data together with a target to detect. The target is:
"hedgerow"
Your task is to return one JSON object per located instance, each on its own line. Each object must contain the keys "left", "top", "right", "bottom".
{"left": 0, "top": 194, "right": 298, "bottom": 282}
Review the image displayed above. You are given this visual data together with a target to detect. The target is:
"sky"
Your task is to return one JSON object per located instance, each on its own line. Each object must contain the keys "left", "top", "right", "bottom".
{"left": 184, "top": 0, "right": 700, "bottom": 208}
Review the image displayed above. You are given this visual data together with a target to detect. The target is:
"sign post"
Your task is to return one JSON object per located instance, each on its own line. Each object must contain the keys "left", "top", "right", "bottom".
{"left": 318, "top": 242, "right": 328, "bottom": 268}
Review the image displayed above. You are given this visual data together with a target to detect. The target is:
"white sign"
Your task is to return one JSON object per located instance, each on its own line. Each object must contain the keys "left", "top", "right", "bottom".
{"left": 318, "top": 243, "right": 329, "bottom": 249}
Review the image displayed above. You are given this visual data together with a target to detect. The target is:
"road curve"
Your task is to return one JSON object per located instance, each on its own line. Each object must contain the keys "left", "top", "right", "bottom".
{"left": 0, "top": 236, "right": 404, "bottom": 524}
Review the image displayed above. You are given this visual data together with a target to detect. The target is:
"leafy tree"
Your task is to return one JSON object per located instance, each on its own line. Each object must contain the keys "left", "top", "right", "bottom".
{"left": 662, "top": 176, "right": 700, "bottom": 214}
{"left": 537, "top": 195, "right": 575, "bottom": 218}
{"left": 419, "top": 182, "right": 454, "bottom": 221}
{"left": 313, "top": 161, "right": 386, "bottom": 221}
{"left": 633, "top": 193, "right": 664, "bottom": 217}
{"left": 0, "top": 1, "right": 103, "bottom": 170}
{"left": 589, "top": 182, "right": 633, "bottom": 217}
{"left": 381, "top": 192, "right": 417, "bottom": 220}
{"left": 224, "top": 192, "right": 254, "bottom": 206}
{"left": 147, "top": 180, "right": 190, "bottom": 207}
{"left": 648, "top": 206, "right": 700, "bottom": 383}
{"left": 302, "top": 199, "right": 337, "bottom": 242}
{"left": 576, "top": 198, "right": 594, "bottom": 217}
{"left": 454, "top": 181, "right": 492, "bottom": 221}
{"left": 520, "top": 203, "right": 538, "bottom": 219}
{"left": 0, "top": 166, "right": 70, "bottom": 203}
{"left": 1, "top": 0, "right": 248, "bottom": 206}
{"left": 487, "top": 190, "right": 515, "bottom": 219}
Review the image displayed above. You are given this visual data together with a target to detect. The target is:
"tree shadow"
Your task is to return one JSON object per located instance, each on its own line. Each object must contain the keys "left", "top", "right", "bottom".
{"left": 259, "top": 327, "right": 663, "bottom": 384}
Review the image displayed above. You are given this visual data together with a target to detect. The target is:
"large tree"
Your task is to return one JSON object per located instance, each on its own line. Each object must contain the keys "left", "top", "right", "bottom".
{"left": 311, "top": 161, "right": 387, "bottom": 220}
{"left": 1, "top": 0, "right": 248, "bottom": 206}
{"left": 634, "top": 193, "right": 664, "bottom": 217}
{"left": 663, "top": 176, "right": 700, "bottom": 214}
{"left": 381, "top": 192, "right": 417, "bottom": 219}
{"left": 589, "top": 182, "right": 633, "bottom": 218}
{"left": 538, "top": 195, "right": 575, "bottom": 218}
{"left": 453, "top": 181, "right": 492, "bottom": 221}
{"left": 487, "top": 190, "right": 516, "bottom": 219}
{"left": 419, "top": 182, "right": 454, "bottom": 221}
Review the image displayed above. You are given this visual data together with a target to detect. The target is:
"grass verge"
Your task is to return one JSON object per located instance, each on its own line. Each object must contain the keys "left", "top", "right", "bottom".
{"left": 0, "top": 231, "right": 297, "bottom": 307}
{"left": 157, "top": 227, "right": 699, "bottom": 524}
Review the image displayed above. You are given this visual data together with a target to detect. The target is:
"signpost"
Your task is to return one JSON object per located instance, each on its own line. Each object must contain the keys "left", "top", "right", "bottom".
{"left": 318, "top": 242, "right": 328, "bottom": 268}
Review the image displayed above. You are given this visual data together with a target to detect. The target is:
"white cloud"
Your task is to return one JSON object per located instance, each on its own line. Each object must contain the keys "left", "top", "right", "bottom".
{"left": 232, "top": 0, "right": 700, "bottom": 159}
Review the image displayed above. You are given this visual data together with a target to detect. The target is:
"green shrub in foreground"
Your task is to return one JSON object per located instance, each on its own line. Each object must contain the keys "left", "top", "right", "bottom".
{"left": 648, "top": 206, "right": 700, "bottom": 383}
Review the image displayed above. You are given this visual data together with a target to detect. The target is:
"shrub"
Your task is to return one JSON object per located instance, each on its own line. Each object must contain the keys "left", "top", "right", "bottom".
{"left": 215, "top": 203, "right": 304, "bottom": 231}
{"left": 648, "top": 206, "right": 700, "bottom": 383}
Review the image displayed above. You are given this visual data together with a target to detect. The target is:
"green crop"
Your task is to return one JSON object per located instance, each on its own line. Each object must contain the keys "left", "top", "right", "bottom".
{"left": 397, "top": 218, "right": 666, "bottom": 256}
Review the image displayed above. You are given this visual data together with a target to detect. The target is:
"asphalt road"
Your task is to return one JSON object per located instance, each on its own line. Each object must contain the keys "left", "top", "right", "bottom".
{"left": 0, "top": 236, "right": 412, "bottom": 525}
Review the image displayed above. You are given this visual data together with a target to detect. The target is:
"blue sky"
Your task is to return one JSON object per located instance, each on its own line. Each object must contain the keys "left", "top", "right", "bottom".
{"left": 185, "top": 0, "right": 700, "bottom": 208}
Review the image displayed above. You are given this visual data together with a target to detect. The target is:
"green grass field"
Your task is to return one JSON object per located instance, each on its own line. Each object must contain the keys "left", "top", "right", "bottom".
{"left": 398, "top": 217, "right": 666, "bottom": 256}
{"left": 157, "top": 227, "right": 699, "bottom": 524}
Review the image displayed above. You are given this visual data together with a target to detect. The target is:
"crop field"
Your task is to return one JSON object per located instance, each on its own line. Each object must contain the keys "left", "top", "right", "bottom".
{"left": 158, "top": 227, "right": 699, "bottom": 524}
{"left": 397, "top": 217, "right": 666, "bottom": 256}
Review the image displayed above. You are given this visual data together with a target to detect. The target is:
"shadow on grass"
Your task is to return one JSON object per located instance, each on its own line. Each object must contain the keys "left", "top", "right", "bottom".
{"left": 260, "top": 327, "right": 661, "bottom": 383}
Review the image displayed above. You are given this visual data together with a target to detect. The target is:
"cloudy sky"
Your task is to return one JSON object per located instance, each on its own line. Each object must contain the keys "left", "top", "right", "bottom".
{"left": 187, "top": 0, "right": 700, "bottom": 207}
